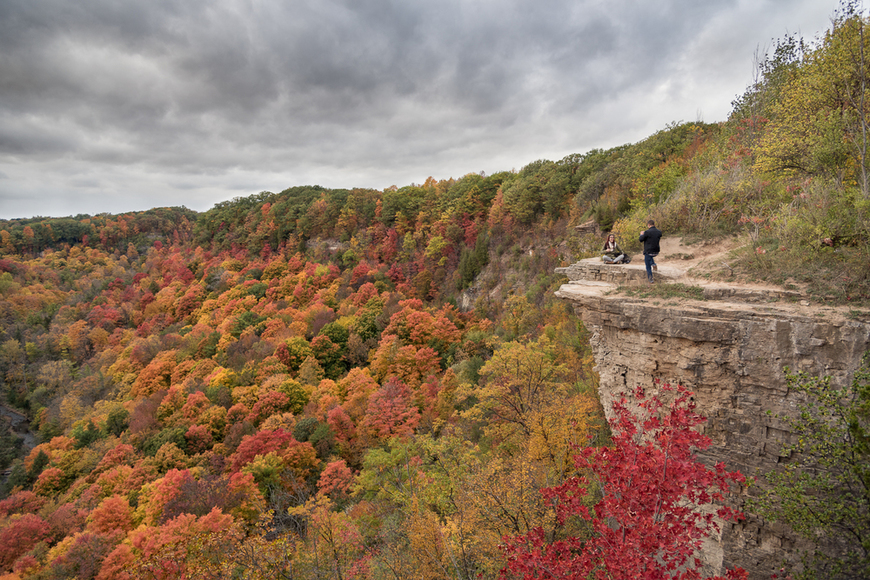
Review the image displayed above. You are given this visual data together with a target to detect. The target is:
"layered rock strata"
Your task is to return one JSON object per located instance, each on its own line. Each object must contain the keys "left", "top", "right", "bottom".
{"left": 555, "top": 260, "right": 870, "bottom": 579}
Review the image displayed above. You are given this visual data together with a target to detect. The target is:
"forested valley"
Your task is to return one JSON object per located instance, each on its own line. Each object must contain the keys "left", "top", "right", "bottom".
{"left": 2, "top": 8, "right": 870, "bottom": 580}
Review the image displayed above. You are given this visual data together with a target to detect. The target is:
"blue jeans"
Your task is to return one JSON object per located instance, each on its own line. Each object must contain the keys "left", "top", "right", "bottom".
{"left": 644, "top": 253, "right": 657, "bottom": 281}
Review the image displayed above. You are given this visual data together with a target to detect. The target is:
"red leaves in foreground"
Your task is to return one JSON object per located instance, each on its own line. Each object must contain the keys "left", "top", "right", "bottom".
{"left": 501, "top": 383, "right": 747, "bottom": 580}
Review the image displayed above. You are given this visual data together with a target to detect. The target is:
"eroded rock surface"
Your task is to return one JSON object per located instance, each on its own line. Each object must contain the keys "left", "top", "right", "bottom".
{"left": 555, "top": 264, "right": 870, "bottom": 579}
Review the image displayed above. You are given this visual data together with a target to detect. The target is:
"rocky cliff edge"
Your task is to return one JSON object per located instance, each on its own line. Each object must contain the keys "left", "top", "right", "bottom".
{"left": 554, "top": 243, "right": 870, "bottom": 579}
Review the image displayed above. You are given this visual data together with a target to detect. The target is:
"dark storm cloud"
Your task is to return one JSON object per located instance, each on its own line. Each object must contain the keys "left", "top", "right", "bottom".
{"left": 0, "top": 0, "right": 838, "bottom": 218}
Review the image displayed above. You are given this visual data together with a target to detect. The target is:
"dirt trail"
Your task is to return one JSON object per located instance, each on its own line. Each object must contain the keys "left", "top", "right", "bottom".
{"left": 633, "top": 235, "right": 787, "bottom": 293}
{"left": 560, "top": 235, "right": 865, "bottom": 318}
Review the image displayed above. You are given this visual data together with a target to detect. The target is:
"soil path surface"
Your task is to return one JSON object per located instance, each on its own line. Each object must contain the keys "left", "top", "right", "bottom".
{"left": 560, "top": 236, "right": 866, "bottom": 320}
{"left": 631, "top": 235, "right": 783, "bottom": 292}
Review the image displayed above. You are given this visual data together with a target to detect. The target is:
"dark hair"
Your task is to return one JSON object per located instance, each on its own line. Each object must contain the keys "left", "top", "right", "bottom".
{"left": 647, "top": 220, "right": 655, "bottom": 226}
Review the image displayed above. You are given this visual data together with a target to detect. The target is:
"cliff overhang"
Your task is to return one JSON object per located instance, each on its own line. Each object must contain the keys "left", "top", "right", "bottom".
{"left": 555, "top": 265, "right": 870, "bottom": 579}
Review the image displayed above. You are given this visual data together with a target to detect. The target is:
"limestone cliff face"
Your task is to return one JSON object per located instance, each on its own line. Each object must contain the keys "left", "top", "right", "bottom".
{"left": 555, "top": 261, "right": 870, "bottom": 579}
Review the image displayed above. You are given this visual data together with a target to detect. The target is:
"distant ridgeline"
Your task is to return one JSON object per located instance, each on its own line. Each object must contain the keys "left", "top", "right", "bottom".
{"left": 0, "top": 119, "right": 715, "bottom": 261}
{"left": 0, "top": 207, "right": 199, "bottom": 256}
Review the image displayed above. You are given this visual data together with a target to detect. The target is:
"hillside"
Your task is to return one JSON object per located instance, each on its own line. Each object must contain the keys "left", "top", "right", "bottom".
{"left": 1, "top": 9, "right": 869, "bottom": 580}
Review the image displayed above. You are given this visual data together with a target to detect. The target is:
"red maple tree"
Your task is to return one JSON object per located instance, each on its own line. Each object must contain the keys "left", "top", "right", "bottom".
{"left": 501, "top": 382, "right": 747, "bottom": 580}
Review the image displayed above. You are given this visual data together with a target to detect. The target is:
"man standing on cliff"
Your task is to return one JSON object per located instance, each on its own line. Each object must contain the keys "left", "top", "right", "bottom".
{"left": 639, "top": 220, "right": 662, "bottom": 283}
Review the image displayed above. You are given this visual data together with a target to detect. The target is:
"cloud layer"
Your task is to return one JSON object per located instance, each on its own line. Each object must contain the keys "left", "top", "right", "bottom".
{"left": 0, "top": 0, "right": 837, "bottom": 218}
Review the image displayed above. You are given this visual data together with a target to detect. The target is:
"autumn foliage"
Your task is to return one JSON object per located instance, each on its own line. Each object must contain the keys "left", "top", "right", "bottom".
{"left": 0, "top": 179, "right": 748, "bottom": 579}
{"left": 501, "top": 383, "right": 747, "bottom": 580}
{"left": 5, "top": 12, "right": 861, "bottom": 575}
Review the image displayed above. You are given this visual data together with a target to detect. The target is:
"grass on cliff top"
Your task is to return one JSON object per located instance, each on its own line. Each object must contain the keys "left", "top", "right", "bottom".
{"left": 614, "top": 282, "right": 705, "bottom": 301}
{"left": 729, "top": 239, "right": 870, "bottom": 305}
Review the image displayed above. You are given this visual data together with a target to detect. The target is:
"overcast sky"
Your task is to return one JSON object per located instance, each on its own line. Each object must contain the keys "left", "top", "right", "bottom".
{"left": 0, "top": 0, "right": 840, "bottom": 220}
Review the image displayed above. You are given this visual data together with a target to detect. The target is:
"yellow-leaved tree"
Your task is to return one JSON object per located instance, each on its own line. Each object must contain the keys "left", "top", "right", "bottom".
{"left": 756, "top": 8, "right": 870, "bottom": 195}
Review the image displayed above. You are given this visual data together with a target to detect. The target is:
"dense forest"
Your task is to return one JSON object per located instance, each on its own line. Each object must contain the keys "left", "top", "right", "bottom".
{"left": 2, "top": 7, "right": 870, "bottom": 580}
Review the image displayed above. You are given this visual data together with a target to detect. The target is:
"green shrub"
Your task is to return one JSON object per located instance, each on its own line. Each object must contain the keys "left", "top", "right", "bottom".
{"left": 774, "top": 181, "right": 870, "bottom": 250}
{"left": 293, "top": 417, "right": 320, "bottom": 442}
{"left": 610, "top": 213, "right": 647, "bottom": 255}
{"left": 592, "top": 202, "right": 617, "bottom": 230}
{"left": 104, "top": 408, "right": 130, "bottom": 437}
{"left": 141, "top": 426, "right": 188, "bottom": 456}
{"left": 653, "top": 163, "right": 769, "bottom": 237}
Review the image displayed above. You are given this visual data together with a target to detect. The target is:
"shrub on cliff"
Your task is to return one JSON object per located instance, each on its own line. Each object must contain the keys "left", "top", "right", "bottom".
{"left": 752, "top": 361, "right": 870, "bottom": 580}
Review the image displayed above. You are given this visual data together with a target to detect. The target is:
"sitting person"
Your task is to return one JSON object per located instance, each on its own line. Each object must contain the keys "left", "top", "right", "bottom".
{"left": 602, "top": 233, "right": 626, "bottom": 264}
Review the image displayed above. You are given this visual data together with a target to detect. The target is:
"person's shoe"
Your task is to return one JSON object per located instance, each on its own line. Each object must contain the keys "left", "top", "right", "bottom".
{"left": 652, "top": 264, "right": 657, "bottom": 272}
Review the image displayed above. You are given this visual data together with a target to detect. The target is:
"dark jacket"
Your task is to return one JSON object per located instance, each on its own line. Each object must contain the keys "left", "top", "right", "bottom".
{"left": 639, "top": 226, "right": 662, "bottom": 255}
